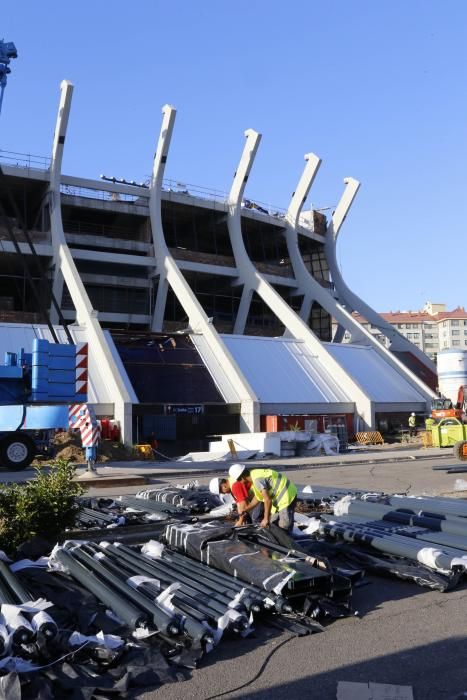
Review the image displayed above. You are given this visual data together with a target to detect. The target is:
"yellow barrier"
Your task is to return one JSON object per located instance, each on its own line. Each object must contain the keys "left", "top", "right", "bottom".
{"left": 134, "top": 444, "right": 153, "bottom": 459}
{"left": 355, "top": 431, "right": 384, "bottom": 446}
{"left": 420, "top": 430, "right": 433, "bottom": 448}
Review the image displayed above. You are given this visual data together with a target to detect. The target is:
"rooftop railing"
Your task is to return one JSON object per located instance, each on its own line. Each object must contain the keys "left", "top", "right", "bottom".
{"left": 0, "top": 149, "right": 51, "bottom": 170}
{"left": 1, "top": 150, "right": 319, "bottom": 231}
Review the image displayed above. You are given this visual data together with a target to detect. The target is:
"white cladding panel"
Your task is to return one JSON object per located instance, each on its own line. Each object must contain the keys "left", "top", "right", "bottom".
{"left": 220, "top": 335, "right": 350, "bottom": 403}
{"left": 437, "top": 349, "right": 467, "bottom": 404}
{"left": 326, "top": 343, "right": 428, "bottom": 402}
{"left": 0, "top": 323, "right": 137, "bottom": 406}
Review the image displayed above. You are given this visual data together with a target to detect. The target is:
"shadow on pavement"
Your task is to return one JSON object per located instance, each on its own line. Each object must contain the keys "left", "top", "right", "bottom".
{"left": 213, "top": 636, "right": 467, "bottom": 700}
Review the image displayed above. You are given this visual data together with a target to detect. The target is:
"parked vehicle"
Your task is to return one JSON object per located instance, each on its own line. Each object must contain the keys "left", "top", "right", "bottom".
{"left": 0, "top": 338, "right": 98, "bottom": 469}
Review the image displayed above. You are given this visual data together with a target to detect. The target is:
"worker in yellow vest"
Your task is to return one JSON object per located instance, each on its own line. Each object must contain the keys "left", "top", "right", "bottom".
{"left": 228, "top": 465, "right": 297, "bottom": 532}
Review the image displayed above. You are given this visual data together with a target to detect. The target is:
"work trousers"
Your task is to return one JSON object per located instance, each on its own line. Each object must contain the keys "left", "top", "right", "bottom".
{"left": 270, "top": 497, "right": 297, "bottom": 533}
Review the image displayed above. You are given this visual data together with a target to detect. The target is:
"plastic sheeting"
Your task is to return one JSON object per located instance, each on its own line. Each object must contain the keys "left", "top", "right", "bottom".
{"left": 164, "top": 522, "right": 334, "bottom": 595}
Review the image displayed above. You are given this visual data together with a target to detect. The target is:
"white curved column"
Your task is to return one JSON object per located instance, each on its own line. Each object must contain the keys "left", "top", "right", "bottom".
{"left": 151, "top": 276, "right": 169, "bottom": 332}
{"left": 284, "top": 156, "right": 367, "bottom": 343}
{"left": 234, "top": 286, "right": 254, "bottom": 335}
{"left": 49, "top": 80, "right": 134, "bottom": 443}
{"left": 283, "top": 162, "right": 369, "bottom": 347}
{"left": 148, "top": 106, "right": 260, "bottom": 432}
{"left": 48, "top": 82, "right": 72, "bottom": 322}
{"left": 325, "top": 178, "right": 437, "bottom": 378}
{"left": 226, "top": 130, "right": 374, "bottom": 428}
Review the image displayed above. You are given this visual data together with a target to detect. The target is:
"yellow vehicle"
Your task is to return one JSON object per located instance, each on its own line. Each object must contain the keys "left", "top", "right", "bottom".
{"left": 430, "top": 418, "right": 467, "bottom": 462}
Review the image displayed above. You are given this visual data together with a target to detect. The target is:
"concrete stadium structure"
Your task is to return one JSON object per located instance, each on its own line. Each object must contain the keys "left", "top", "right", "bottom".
{"left": 0, "top": 81, "right": 437, "bottom": 448}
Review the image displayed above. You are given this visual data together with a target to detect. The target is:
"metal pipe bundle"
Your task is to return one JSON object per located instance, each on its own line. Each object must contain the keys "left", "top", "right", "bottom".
{"left": 79, "top": 543, "right": 210, "bottom": 644}
{"left": 77, "top": 507, "right": 119, "bottom": 527}
{"left": 136, "top": 487, "right": 215, "bottom": 512}
{"left": 90, "top": 542, "right": 250, "bottom": 636}
{"left": 326, "top": 512, "right": 467, "bottom": 550}
{"left": 320, "top": 518, "right": 467, "bottom": 572}
{"left": 62, "top": 544, "right": 182, "bottom": 638}
{"left": 335, "top": 498, "right": 467, "bottom": 538}
{"left": 371, "top": 494, "right": 467, "bottom": 519}
{"left": 157, "top": 548, "right": 293, "bottom": 613}
{"left": 0, "top": 560, "right": 35, "bottom": 645}
{"left": 118, "top": 496, "right": 187, "bottom": 519}
{"left": 53, "top": 548, "right": 148, "bottom": 631}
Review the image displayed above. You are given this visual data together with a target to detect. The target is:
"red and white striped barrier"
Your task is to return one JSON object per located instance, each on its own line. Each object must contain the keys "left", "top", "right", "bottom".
{"left": 68, "top": 403, "right": 100, "bottom": 447}
{"left": 75, "top": 343, "right": 88, "bottom": 396}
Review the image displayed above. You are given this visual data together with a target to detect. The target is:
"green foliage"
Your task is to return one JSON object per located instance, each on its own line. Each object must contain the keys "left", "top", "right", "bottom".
{"left": 288, "top": 421, "right": 303, "bottom": 432}
{"left": 0, "top": 458, "right": 84, "bottom": 555}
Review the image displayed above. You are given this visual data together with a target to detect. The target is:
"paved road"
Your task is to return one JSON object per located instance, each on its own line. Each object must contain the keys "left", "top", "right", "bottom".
{"left": 136, "top": 455, "right": 467, "bottom": 700}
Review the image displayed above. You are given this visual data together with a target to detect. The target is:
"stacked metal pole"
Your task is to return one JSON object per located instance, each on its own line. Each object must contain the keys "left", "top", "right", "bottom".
{"left": 0, "top": 559, "right": 59, "bottom": 647}
{"left": 90, "top": 542, "right": 251, "bottom": 635}
{"left": 77, "top": 507, "right": 121, "bottom": 528}
{"left": 370, "top": 494, "right": 467, "bottom": 518}
{"left": 54, "top": 540, "right": 272, "bottom": 648}
{"left": 118, "top": 496, "right": 189, "bottom": 519}
{"left": 330, "top": 499, "right": 467, "bottom": 551}
{"left": 320, "top": 517, "right": 467, "bottom": 572}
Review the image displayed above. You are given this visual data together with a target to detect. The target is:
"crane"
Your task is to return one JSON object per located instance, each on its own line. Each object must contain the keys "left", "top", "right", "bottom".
{"left": 0, "top": 41, "right": 100, "bottom": 471}
{"left": 0, "top": 40, "right": 17, "bottom": 116}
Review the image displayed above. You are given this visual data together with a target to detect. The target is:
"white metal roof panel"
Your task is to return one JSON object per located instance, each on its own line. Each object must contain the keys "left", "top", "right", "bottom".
{"left": 190, "top": 334, "right": 248, "bottom": 403}
{"left": 0, "top": 323, "right": 137, "bottom": 405}
{"left": 326, "top": 343, "right": 427, "bottom": 403}
{"left": 220, "top": 335, "right": 350, "bottom": 403}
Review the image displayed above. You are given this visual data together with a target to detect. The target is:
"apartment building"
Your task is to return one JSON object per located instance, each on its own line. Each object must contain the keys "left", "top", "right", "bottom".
{"left": 349, "top": 303, "right": 467, "bottom": 362}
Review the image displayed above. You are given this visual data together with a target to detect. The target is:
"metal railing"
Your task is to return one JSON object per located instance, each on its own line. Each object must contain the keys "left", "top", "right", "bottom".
{"left": 0, "top": 149, "right": 51, "bottom": 170}
{"left": 60, "top": 183, "right": 141, "bottom": 203}
{"left": 0, "top": 149, "right": 319, "bottom": 230}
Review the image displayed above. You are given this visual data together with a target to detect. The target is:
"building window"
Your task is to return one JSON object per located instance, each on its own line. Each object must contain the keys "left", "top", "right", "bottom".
{"left": 398, "top": 324, "right": 405, "bottom": 329}
{"left": 407, "top": 333, "right": 413, "bottom": 339}
{"left": 453, "top": 340, "right": 460, "bottom": 346}
{"left": 413, "top": 333, "right": 420, "bottom": 339}
{"left": 452, "top": 330, "right": 460, "bottom": 336}
{"left": 452, "top": 320, "right": 460, "bottom": 326}
{"left": 443, "top": 321, "right": 447, "bottom": 327}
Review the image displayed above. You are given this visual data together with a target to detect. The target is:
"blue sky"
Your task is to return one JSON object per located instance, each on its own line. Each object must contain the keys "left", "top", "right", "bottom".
{"left": 2, "top": 1, "right": 465, "bottom": 312}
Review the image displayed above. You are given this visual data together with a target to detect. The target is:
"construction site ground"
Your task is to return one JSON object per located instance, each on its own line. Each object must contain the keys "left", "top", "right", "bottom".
{"left": 1, "top": 445, "right": 466, "bottom": 698}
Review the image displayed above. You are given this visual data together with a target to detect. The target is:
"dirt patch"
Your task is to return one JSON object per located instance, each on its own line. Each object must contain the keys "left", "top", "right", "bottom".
{"left": 32, "top": 431, "right": 135, "bottom": 466}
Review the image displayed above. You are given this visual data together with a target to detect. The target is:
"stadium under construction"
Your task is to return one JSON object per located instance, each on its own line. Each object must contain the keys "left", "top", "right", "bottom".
{"left": 0, "top": 81, "right": 437, "bottom": 451}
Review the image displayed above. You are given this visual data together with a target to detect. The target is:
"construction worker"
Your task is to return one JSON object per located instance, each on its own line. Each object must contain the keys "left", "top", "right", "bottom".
{"left": 408, "top": 412, "right": 417, "bottom": 437}
{"left": 228, "top": 465, "right": 297, "bottom": 533}
{"left": 209, "top": 471, "right": 263, "bottom": 524}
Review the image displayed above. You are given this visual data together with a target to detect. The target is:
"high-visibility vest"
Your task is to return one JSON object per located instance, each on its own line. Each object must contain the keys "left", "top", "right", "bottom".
{"left": 249, "top": 469, "right": 297, "bottom": 514}
{"left": 408, "top": 416, "right": 416, "bottom": 427}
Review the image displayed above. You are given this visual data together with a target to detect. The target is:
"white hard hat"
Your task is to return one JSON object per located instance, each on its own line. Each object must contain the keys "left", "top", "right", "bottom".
{"left": 229, "top": 463, "right": 246, "bottom": 481}
{"left": 209, "top": 477, "right": 223, "bottom": 494}
{"left": 411, "top": 412, "right": 415, "bottom": 416}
